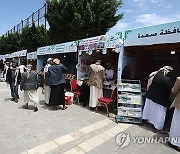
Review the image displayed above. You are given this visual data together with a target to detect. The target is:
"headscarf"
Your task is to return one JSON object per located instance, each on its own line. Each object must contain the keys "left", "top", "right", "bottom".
{"left": 147, "top": 66, "right": 173, "bottom": 90}
{"left": 53, "top": 58, "right": 60, "bottom": 65}
{"left": 26, "top": 64, "right": 33, "bottom": 79}
{"left": 47, "top": 58, "right": 52, "bottom": 63}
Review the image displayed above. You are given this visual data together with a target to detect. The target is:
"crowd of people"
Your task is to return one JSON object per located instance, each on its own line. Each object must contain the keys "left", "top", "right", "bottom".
{"left": 0, "top": 58, "right": 180, "bottom": 151}
{"left": 0, "top": 59, "right": 114, "bottom": 112}
{"left": 0, "top": 58, "right": 68, "bottom": 112}
{"left": 0, "top": 59, "right": 111, "bottom": 112}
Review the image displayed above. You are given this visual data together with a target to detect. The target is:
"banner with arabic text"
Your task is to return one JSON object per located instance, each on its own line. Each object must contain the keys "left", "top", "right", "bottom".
{"left": 37, "top": 41, "right": 77, "bottom": 56}
{"left": 124, "top": 21, "right": 180, "bottom": 46}
{"left": 27, "top": 52, "right": 37, "bottom": 60}
{"left": 11, "top": 49, "right": 27, "bottom": 58}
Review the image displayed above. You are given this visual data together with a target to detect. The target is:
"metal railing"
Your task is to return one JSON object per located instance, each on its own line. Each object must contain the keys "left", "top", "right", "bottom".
{"left": 3, "top": 3, "right": 47, "bottom": 37}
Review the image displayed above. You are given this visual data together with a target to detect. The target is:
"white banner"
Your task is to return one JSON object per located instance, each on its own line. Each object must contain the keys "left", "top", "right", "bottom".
{"left": 124, "top": 21, "right": 180, "bottom": 46}
{"left": 54, "top": 43, "right": 66, "bottom": 54}
{"left": 66, "top": 41, "right": 77, "bottom": 53}
{"left": 27, "top": 52, "right": 37, "bottom": 60}
{"left": 11, "top": 52, "right": 18, "bottom": 58}
{"left": 19, "top": 49, "right": 27, "bottom": 57}
{"left": 37, "top": 41, "right": 78, "bottom": 56}
{"left": 4, "top": 54, "right": 11, "bottom": 59}
{"left": 37, "top": 45, "right": 55, "bottom": 55}
{"left": 106, "top": 32, "right": 123, "bottom": 49}
{"left": 11, "top": 49, "right": 27, "bottom": 58}
{"left": 0, "top": 55, "right": 4, "bottom": 60}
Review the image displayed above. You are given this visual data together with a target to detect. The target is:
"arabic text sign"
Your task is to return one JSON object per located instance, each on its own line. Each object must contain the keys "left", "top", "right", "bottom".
{"left": 54, "top": 43, "right": 66, "bottom": 54}
{"left": 37, "top": 41, "right": 77, "bottom": 56}
{"left": 106, "top": 32, "right": 123, "bottom": 49}
{"left": 124, "top": 21, "right": 180, "bottom": 46}
{"left": 19, "top": 50, "right": 27, "bottom": 57}
{"left": 4, "top": 54, "right": 11, "bottom": 59}
{"left": 0, "top": 55, "right": 4, "bottom": 60}
{"left": 11, "top": 49, "right": 27, "bottom": 58}
{"left": 27, "top": 52, "right": 37, "bottom": 60}
{"left": 66, "top": 41, "right": 77, "bottom": 52}
{"left": 37, "top": 45, "right": 55, "bottom": 55}
{"left": 37, "top": 46, "right": 47, "bottom": 55}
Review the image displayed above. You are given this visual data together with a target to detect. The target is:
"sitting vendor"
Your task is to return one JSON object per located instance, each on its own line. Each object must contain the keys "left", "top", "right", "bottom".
{"left": 104, "top": 63, "right": 115, "bottom": 89}
{"left": 105, "top": 63, "right": 114, "bottom": 80}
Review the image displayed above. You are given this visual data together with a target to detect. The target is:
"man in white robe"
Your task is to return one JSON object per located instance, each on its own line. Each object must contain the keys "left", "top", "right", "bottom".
{"left": 44, "top": 58, "right": 52, "bottom": 105}
{"left": 168, "top": 77, "right": 180, "bottom": 151}
{"left": 143, "top": 66, "right": 173, "bottom": 133}
{"left": 20, "top": 64, "right": 39, "bottom": 112}
{"left": 88, "top": 60, "right": 105, "bottom": 109}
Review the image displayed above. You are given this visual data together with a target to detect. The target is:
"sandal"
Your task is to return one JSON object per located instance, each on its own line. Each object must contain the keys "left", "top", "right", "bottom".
{"left": 22, "top": 104, "right": 28, "bottom": 109}
{"left": 53, "top": 106, "right": 59, "bottom": 110}
{"left": 177, "top": 147, "right": 180, "bottom": 152}
{"left": 34, "top": 107, "right": 38, "bottom": 112}
{"left": 63, "top": 106, "right": 67, "bottom": 110}
{"left": 155, "top": 129, "right": 167, "bottom": 134}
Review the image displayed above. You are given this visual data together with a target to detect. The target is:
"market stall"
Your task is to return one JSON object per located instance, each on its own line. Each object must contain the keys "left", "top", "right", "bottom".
{"left": 10, "top": 49, "right": 27, "bottom": 65}
{"left": 37, "top": 41, "right": 78, "bottom": 90}
{"left": 2, "top": 54, "right": 13, "bottom": 63}
{"left": 76, "top": 33, "right": 123, "bottom": 108}
{"left": 27, "top": 51, "right": 37, "bottom": 70}
{"left": 77, "top": 33, "right": 123, "bottom": 94}
{"left": 37, "top": 41, "right": 78, "bottom": 73}
{"left": 116, "top": 20, "right": 180, "bottom": 124}
{"left": 124, "top": 20, "right": 180, "bottom": 84}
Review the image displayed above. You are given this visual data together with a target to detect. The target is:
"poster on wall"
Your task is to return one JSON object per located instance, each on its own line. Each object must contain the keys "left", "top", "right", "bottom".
{"left": 124, "top": 21, "right": 180, "bottom": 46}
{"left": 78, "top": 35, "right": 106, "bottom": 53}
{"left": 77, "top": 53, "right": 92, "bottom": 80}
{"left": 78, "top": 33, "right": 123, "bottom": 55}
{"left": 121, "top": 55, "right": 136, "bottom": 79}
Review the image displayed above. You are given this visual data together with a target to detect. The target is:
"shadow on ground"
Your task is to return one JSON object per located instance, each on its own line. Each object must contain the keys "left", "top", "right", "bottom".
{"left": 18, "top": 105, "right": 35, "bottom": 111}
{"left": 4, "top": 98, "right": 12, "bottom": 102}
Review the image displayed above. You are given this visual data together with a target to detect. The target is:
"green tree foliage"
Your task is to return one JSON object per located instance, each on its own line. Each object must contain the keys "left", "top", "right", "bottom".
{"left": 0, "top": 23, "right": 49, "bottom": 54}
{"left": 0, "top": 33, "right": 21, "bottom": 54}
{"left": 21, "top": 23, "right": 49, "bottom": 51}
{"left": 46, "top": 0, "right": 123, "bottom": 44}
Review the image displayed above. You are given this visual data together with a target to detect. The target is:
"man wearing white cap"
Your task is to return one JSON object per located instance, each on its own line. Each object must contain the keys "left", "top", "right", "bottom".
{"left": 44, "top": 58, "right": 53, "bottom": 105}
{"left": 20, "top": 64, "right": 39, "bottom": 112}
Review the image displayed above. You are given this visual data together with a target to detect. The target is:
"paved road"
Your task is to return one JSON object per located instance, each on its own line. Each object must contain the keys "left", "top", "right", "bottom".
{"left": 0, "top": 82, "right": 179, "bottom": 154}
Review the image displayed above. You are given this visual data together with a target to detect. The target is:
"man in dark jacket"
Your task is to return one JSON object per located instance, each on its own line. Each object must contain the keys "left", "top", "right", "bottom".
{"left": 48, "top": 58, "right": 68, "bottom": 110}
{"left": 20, "top": 64, "right": 38, "bottom": 112}
{"left": 143, "top": 66, "right": 173, "bottom": 133}
{"left": 0, "top": 59, "right": 4, "bottom": 80}
{"left": 6, "top": 62, "right": 21, "bottom": 103}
